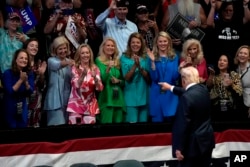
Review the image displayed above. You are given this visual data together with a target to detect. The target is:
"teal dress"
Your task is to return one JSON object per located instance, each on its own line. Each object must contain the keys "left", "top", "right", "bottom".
{"left": 120, "top": 54, "right": 150, "bottom": 123}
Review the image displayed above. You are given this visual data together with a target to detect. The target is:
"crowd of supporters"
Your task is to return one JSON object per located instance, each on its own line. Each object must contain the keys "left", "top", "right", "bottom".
{"left": 0, "top": 0, "right": 249, "bottom": 129}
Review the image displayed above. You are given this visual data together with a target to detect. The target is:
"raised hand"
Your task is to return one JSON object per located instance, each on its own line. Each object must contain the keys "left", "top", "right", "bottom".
{"left": 37, "top": 60, "right": 47, "bottom": 75}
{"left": 147, "top": 48, "right": 155, "bottom": 61}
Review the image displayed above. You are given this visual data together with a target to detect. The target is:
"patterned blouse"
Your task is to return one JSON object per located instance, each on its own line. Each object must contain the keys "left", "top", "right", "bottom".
{"left": 209, "top": 71, "right": 242, "bottom": 106}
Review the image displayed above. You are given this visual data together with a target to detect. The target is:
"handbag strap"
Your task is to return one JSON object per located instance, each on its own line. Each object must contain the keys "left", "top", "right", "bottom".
{"left": 240, "top": 65, "right": 250, "bottom": 79}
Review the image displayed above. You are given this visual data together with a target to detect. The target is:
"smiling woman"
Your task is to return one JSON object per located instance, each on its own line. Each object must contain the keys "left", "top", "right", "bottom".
{"left": 120, "top": 32, "right": 150, "bottom": 123}
{"left": 95, "top": 37, "right": 126, "bottom": 124}
{"left": 43, "top": 36, "right": 73, "bottom": 126}
{"left": 23, "top": 38, "right": 47, "bottom": 127}
{"left": 234, "top": 45, "right": 250, "bottom": 120}
{"left": 0, "top": 12, "right": 29, "bottom": 74}
{"left": 67, "top": 44, "right": 103, "bottom": 124}
{"left": 2, "top": 49, "right": 34, "bottom": 128}
{"left": 206, "top": 54, "right": 243, "bottom": 122}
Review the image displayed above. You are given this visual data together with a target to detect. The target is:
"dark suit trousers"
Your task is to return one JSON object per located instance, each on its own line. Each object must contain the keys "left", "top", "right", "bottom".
{"left": 177, "top": 149, "right": 213, "bottom": 167}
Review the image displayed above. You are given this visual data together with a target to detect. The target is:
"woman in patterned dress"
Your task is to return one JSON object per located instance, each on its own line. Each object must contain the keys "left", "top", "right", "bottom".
{"left": 206, "top": 54, "right": 242, "bottom": 121}
{"left": 67, "top": 44, "right": 103, "bottom": 124}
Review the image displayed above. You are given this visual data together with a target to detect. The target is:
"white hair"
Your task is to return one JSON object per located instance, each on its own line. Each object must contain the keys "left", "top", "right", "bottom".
{"left": 177, "top": 0, "right": 195, "bottom": 17}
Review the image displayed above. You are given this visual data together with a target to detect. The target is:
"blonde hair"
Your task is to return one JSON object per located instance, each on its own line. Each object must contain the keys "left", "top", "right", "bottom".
{"left": 152, "top": 31, "right": 175, "bottom": 60}
{"left": 181, "top": 38, "right": 204, "bottom": 65}
{"left": 180, "top": 66, "right": 200, "bottom": 84}
{"left": 97, "top": 37, "right": 120, "bottom": 69}
{"left": 74, "top": 43, "right": 95, "bottom": 70}
{"left": 124, "top": 32, "right": 147, "bottom": 59}
{"left": 51, "top": 36, "right": 70, "bottom": 56}
{"left": 234, "top": 45, "right": 250, "bottom": 65}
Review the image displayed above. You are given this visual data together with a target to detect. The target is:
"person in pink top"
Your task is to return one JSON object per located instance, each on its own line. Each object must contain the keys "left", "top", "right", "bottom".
{"left": 67, "top": 44, "right": 103, "bottom": 124}
{"left": 179, "top": 38, "right": 208, "bottom": 84}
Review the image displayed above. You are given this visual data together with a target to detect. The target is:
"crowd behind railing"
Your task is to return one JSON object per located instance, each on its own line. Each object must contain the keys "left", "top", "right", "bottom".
{"left": 0, "top": 0, "right": 249, "bottom": 129}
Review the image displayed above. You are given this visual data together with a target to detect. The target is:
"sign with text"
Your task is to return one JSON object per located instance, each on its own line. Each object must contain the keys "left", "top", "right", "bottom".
{"left": 5, "top": 5, "right": 37, "bottom": 33}
{"left": 166, "top": 13, "right": 205, "bottom": 41}
{"left": 65, "top": 16, "right": 80, "bottom": 49}
{"left": 230, "top": 151, "right": 250, "bottom": 167}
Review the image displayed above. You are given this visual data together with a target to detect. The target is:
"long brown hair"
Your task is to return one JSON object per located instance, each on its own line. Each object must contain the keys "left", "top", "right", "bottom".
{"left": 124, "top": 32, "right": 147, "bottom": 59}
{"left": 11, "top": 49, "right": 31, "bottom": 75}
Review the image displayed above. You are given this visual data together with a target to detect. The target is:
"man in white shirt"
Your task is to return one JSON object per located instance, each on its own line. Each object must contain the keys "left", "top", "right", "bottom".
{"left": 95, "top": 0, "right": 138, "bottom": 56}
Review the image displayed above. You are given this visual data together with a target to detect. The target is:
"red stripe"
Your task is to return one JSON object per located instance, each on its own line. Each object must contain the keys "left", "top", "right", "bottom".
{"left": 0, "top": 133, "right": 172, "bottom": 156}
{"left": 1, "top": 130, "right": 250, "bottom": 156}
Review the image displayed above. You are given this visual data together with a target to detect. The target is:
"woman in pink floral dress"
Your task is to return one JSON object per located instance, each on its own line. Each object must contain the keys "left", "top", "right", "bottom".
{"left": 67, "top": 44, "right": 103, "bottom": 124}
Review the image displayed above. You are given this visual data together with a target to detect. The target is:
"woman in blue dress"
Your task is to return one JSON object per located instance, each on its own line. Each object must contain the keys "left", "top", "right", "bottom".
{"left": 2, "top": 49, "right": 34, "bottom": 128}
{"left": 120, "top": 32, "right": 151, "bottom": 123}
{"left": 147, "top": 31, "right": 180, "bottom": 122}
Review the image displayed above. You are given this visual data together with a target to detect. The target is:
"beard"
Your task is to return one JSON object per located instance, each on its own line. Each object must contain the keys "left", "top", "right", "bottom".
{"left": 177, "top": 0, "right": 194, "bottom": 17}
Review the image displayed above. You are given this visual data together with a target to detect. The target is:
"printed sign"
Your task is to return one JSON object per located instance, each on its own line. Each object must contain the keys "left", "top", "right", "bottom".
{"left": 5, "top": 5, "right": 37, "bottom": 33}
{"left": 166, "top": 13, "right": 205, "bottom": 41}
{"left": 65, "top": 16, "right": 80, "bottom": 49}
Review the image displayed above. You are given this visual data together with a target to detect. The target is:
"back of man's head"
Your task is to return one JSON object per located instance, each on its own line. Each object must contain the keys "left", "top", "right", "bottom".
{"left": 180, "top": 66, "right": 200, "bottom": 87}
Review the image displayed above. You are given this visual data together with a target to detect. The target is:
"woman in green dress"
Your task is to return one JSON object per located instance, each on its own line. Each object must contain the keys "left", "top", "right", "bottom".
{"left": 95, "top": 37, "right": 126, "bottom": 123}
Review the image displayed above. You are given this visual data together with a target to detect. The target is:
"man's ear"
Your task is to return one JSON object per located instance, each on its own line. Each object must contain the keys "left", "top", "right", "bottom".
{"left": 181, "top": 79, "right": 185, "bottom": 87}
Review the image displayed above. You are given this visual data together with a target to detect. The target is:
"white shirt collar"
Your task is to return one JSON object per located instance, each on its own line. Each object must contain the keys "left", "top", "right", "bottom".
{"left": 185, "top": 83, "right": 197, "bottom": 90}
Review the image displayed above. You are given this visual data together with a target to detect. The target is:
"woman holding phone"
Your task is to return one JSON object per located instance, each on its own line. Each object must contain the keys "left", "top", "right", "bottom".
{"left": 206, "top": 54, "right": 242, "bottom": 121}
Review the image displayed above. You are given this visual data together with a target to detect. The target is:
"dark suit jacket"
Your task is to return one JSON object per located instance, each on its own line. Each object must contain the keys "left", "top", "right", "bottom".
{"left": 172, "top": 84, "right": 215, "bottom": 158}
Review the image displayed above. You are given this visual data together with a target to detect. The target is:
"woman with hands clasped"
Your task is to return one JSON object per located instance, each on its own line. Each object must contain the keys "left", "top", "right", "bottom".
{"left": 120, "top": 32, "right": 150, "bottom": 123}
{"left": 67, "top": 44, "right": 103, "bottom": 124}
{"left": 206, "top": 54, "right": 242, "bottom": 121}
{"left": 95, "top": 38, "right": 125, "bottom": 124}
{"left": 2, "top": 49, "right": 34, "bottom": 128}
{"left": 147, "top": 31, "right": 180, "bottom": 122}
{"left": 179, "top": 38, "right": 208, "bottom": 83}
{"left": 43, "top": 36, "right": 74, "bottom": 126}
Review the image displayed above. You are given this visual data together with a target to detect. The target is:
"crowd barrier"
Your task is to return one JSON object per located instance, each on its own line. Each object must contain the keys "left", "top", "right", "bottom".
{"left": 0, "top": 122, "right": 250, "bottom": 167}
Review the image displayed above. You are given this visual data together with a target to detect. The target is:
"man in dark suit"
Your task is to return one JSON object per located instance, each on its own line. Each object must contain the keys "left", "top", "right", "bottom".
{"left": 159, "top": 66, "right": 215, "bottom": 167}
